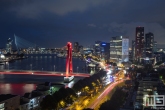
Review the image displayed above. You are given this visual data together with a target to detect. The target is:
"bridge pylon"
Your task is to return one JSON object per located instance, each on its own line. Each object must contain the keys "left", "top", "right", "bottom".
{"left": 64, "top": 42, "right": 74, "bottom": 83}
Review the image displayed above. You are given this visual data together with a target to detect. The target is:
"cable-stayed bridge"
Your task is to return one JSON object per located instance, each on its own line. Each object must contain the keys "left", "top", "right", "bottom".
{"left": 14, "top": 34, "right": 57, "bottom": 57}
{"left": 14, "top": 34, "right": 38, "bottom": 50}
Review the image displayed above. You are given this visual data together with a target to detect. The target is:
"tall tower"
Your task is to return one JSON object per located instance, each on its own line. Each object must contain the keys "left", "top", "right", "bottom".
{"left": 135, "top": 27, "right": 144, "bottom": 60}
{"left": 66, "top": 42, "right": 73, "bottom": 77}
{"left": 145, "top": 32, "right": 154, "bottom": 58}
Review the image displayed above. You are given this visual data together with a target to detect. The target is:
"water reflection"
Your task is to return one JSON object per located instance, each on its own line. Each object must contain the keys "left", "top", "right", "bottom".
{"left": 0, "top": 57, "right": 95, "bottom": 95}
{"left": 0, "top": 57, "right": 87, "bottom": 73}
{"left": 0, "top": 83, "right": 36, "bottom": 95}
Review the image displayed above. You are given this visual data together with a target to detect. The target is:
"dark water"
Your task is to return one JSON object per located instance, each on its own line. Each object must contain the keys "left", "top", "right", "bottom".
{"left": 0, "top": 57, "right": 87, "bottom": 72}
{"left": 0, "top": 57, "right": 87, "bottom": 95}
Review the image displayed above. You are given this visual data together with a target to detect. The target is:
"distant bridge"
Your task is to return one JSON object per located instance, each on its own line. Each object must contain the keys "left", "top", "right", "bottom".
{"left": 24, "top": 54, "right": 57, "bottom": 58}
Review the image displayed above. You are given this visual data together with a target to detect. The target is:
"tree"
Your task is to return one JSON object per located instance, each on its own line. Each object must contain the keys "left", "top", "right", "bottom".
{"left": 40, "top": 95, "right": 56, "bottom": 110}
{"left": 99, "top": 88, "right": 127, "bottom": 110}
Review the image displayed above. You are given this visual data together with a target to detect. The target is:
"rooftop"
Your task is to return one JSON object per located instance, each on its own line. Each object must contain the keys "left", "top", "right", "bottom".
{"left": 37, "top": 82, "right": 64, "bottom": 86}
{"left": 23, "top": 91, "right": 42, "bottom": 99}
{"left": 0, "top": 94, "right": 18, "bottom": 102}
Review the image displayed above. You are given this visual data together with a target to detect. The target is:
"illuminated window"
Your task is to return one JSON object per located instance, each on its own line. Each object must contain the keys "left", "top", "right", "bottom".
{"left": 147, "top": 89, "right": 152, "bottom": 91}
{"left": 0, "top": 103, "right": 4, "bottom": 109}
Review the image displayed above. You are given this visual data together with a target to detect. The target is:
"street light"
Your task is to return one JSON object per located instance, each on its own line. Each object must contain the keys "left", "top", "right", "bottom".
{"left": 6, "top": 62, "right": 9, "bottom": 70}
{"left": 30, "top": 64, "right": 32, "bottom": 70}
{"left": 54, "top": 65, "right": 55, "bottom": 71}
{"left": 77, "top": 66, "right": 79, "bottom": 73}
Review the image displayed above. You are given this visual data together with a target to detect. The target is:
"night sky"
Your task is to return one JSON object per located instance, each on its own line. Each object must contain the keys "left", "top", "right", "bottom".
{"left": 1, "top": 0, "right": 165, "bottom": 48}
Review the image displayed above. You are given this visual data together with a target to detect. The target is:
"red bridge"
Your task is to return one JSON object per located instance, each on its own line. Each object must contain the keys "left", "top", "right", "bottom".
{"left": 0, "top": 70, "right": 90, "bottom": 77}
{"left": 0, "top": 42, "right": 90, "bottom": 78}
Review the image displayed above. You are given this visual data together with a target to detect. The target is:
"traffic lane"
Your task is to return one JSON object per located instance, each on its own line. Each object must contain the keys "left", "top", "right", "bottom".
{"left": 88, "top": 80, "right": 124, "bottom": 109}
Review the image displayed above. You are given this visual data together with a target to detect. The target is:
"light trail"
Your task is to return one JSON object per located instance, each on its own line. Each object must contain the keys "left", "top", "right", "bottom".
{"left": 0, "top": 71, "right": 90, "bottom": 77}
{"left": 87, "top": 79, "right": 124, "bottom": 109}
{"left": 97, "top": 82, "right": 117, "bottom": 99}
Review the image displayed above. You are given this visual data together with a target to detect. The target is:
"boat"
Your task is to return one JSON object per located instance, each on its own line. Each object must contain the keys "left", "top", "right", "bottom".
{"left": 87, "top": 63, "right": 96, "bottom": 67}
{"left": 64, "top": 76, "right": 74, "bottom": 83}
{"left": 57, "top": 53, "right": 66, "bottom": 58}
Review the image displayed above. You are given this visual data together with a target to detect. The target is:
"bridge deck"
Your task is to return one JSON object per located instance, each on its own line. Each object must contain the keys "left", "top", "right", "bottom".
{"left": 0, "top": 70, "right": 90, "bottom": 77}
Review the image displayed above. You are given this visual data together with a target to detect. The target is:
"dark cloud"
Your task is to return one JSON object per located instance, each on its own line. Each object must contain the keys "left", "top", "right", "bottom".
{"left": 106, "top": 22, "right": 165, "bottom": 45}
{"left": 0, "top": 0, "right": 165, "bottom": 48}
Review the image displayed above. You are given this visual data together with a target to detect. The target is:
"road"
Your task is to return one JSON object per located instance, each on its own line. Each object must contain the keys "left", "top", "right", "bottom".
{"left": 0, "top": 70, "right": 90, "bottom": 77}
{"left": 87, "top": 79, "right": 125, "bottom": 109}
{"left": 66, "top": 79, "right": 125, "bottom": 110}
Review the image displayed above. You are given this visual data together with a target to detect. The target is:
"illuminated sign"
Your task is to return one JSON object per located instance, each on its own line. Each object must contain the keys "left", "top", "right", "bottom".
{"left": 102, "top": 43, "right": 106, "bottom": 46}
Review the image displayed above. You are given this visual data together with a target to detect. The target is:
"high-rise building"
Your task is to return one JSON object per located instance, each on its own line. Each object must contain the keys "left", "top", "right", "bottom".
{"left": 132, "top": 40, "right": 136, "bottom": 62}
{"left": 129, "top": 48, "right": 133, "bottom": 62}
{"left": 145, "top": 32, "right": 154, "bottom": 58}
{"left": 94, "top": 41, "right": 102, "bottom": 56}
{"left": 110, "top": 36, "right": 122, "bottom": 62}
{"left": 6, "top": 38, "right": 13, "bottom": 54}
{"left": 73, "top": 42, "right": 79, "bottom": 53}
{"left": 79, "top": 45, "right": 84, "bottom": 55}
{"left": 100, "top": 42, "right": 110, "bottom": 62}
{"left": 110, "top": 36, "right": 129, "bottom": 63}
{"left": 135, "top": 27, "right": 144, "bottom": 60}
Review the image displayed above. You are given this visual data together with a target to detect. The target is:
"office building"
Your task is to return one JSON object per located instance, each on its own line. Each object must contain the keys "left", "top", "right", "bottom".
{"left": 94, "top": 41, "right": 102, "bottom": 56}
{"left": 100, "top": 42, "right": 110, "bottom": 62}
{"left": 21, "top": 91, "right": 43, "bottom": 110}
{"left": 6, "top": 38, "right": 13, "bottom": 54}
{"left": 135, "top": 27, "right": 144, "bottom": 60}
{"left": 129, "top": 48, "right": 133, "bottom": 62}
{"left": 145, "top": 32, "right": 154, "bottom": 58}
{"left": 73, "top": 42, "right": 79, "bottom": 53}
{"left": 110, "top": 36, "right": 129, "bottom": 63}
{"left": 132, "top": 40, "right": 136, "bottom": 62}
{"left": 79, "top": 45, "right": 84, "bottom": 55}
{"left": 134, "top": 75, "right": 161, "bottom": 110}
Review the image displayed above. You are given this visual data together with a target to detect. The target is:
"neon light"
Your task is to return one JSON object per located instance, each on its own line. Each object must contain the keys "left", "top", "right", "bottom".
{"left": 102, "top": 43, "right": 106, "bottom": 46}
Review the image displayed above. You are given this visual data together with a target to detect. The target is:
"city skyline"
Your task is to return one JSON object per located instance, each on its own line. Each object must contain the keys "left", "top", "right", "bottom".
{"left": 1, "top": 0, "right": 165, "bottom": 48}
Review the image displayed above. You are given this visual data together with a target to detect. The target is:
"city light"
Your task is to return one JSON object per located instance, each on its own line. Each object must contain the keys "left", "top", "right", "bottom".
{"left": 102, "top": 43, "right": 106, "bottom": 46}
{"left": 123, "top": 70, "right": 126, "bottom": 74}
{"left": 76, "top": 91, "right": 81, "bottom": 96}
{"left": 107, "top": 70, "right": 112, "bottom": 74}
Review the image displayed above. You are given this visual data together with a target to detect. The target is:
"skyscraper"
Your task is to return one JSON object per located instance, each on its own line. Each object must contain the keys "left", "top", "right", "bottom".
{"left": 145, "top": 32, "right": 154, "bottom": 58}
{"left": 110, "top": 36, "right": 129, "bottom": 63}
{"left": 6, "top": 38, "right": 13, "bottom": 54}
{"left": 100, "top": 42, "right": 110, "bottom": 62}
{"left": 135, "top": 27, "right": 144, "bottom": 60}
{"left": 132, "top": 40, "right": 136, "bottom": 62}
{"left": 94, "top": 41, "right": 102, "bottom": 56}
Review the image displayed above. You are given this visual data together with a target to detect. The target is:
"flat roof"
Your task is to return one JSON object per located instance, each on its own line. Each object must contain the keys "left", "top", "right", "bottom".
{"left": 0, "top": 94, "right": 18, "bottom": 102}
